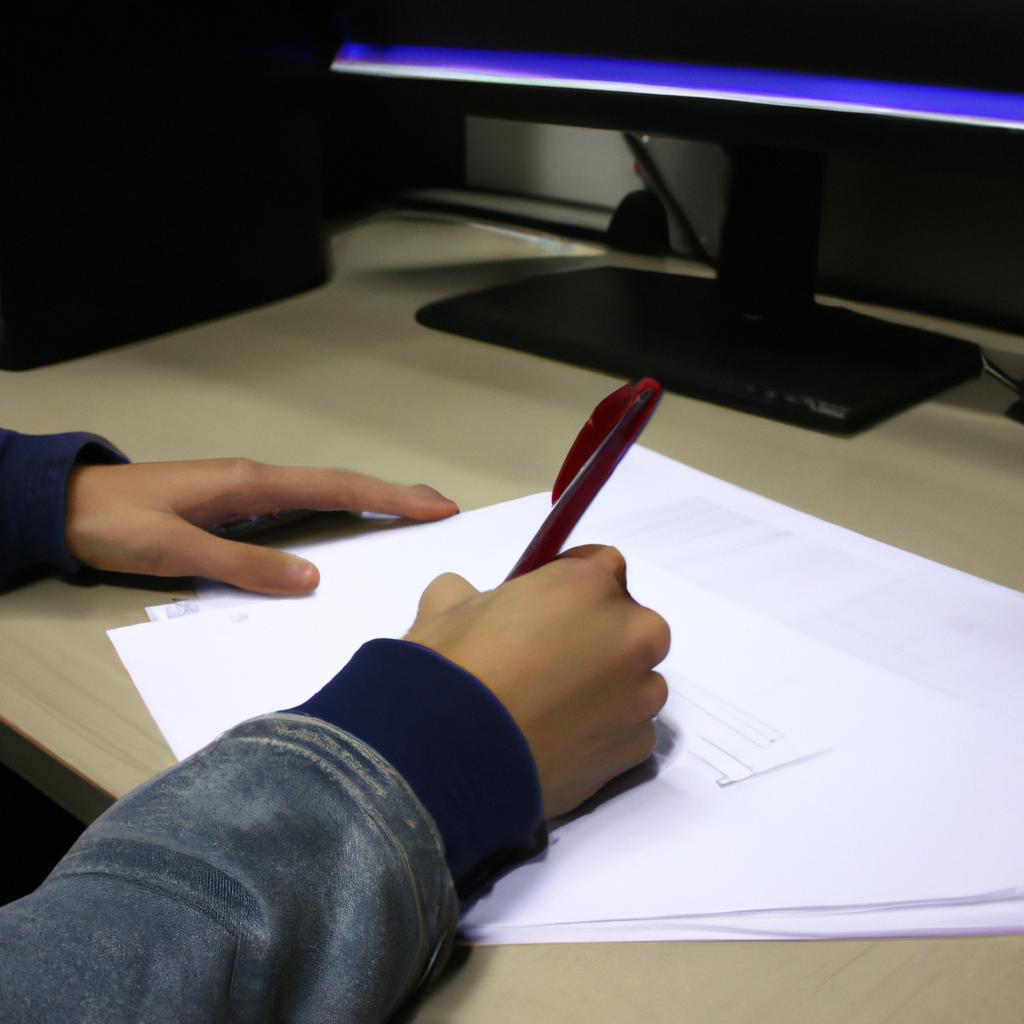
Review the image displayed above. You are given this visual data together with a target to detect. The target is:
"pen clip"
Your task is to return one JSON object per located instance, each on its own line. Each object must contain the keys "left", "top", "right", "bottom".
{"left": 551, "top": 378, "right": 662, "bottom": 504}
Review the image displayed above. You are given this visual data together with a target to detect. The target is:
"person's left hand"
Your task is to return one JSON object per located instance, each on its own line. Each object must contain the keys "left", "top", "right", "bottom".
{"left": 65, "top": 458, "right": 459, "bottom": 594}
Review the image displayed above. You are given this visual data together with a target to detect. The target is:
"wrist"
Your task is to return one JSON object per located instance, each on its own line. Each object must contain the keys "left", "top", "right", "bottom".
{"left": 286, "top": 638, "right": 545, "bottom": 893}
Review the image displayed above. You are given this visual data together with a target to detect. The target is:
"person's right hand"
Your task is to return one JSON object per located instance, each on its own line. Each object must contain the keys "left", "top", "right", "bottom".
{"left": 404, "top": 545, "right": 671, "bottom": 819}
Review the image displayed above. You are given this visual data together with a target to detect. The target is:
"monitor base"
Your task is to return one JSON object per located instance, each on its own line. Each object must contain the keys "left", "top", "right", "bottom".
{"left": 416, "top": 266, "right": 982, "bottom": 434}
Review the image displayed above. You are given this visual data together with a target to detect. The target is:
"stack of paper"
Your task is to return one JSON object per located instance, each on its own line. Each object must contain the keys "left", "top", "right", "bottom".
{"left": 110, "top": 447, "right": 1024, "bottom": 944}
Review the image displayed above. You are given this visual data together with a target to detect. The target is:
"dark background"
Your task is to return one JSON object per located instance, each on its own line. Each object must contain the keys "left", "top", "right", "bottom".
{"left": 0, "top": 763, "right": 84, "bottom": 906}
{"left": 0, "top": 4, "right": 462, "bottom": 369}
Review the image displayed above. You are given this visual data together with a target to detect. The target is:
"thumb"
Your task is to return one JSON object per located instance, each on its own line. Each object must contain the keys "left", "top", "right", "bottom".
{"left": 413, "top": 572, "right": 479, "bottom": 622}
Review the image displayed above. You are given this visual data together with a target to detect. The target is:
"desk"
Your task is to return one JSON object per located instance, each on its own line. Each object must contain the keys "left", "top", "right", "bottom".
{"left": 2, "top": 210, "right": 1023, "bottom": 1022}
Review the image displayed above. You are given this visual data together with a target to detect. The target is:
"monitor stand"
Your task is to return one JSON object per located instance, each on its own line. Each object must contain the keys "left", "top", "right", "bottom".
{"left": 415, "top": 146, "right": 982, "bottom": 433}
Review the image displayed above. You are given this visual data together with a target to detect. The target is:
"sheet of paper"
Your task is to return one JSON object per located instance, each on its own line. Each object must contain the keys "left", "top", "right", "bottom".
{"left": 116, "top": 492, "right": 858, "bottom": 784}
{"left": 114, "top": 582, "right": 1024, "bottom": 926}
{"left": 460, "top": 672, "right": 1024, "bottom": 934}
{"left": 154, "top": 447, "right": 1024, "bottom": 724}
{"left": 466, "top": 893, "right": 1024, "bottom": 944}
{"left": 110, "top": 446, "right": 1024, "bottom": 943}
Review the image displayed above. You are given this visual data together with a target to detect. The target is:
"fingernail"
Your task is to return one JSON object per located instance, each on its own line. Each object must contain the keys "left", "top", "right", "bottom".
{"left": 286, "top": 559, "right": 319, "bottom": 591}
{"left": 412, "top": 483, "right": 458, "bottom": 506}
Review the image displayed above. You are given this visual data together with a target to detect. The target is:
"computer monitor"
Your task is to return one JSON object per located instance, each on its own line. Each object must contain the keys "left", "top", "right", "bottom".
{"left": 330, "top": 1, "right": 1024, "bottom": 432}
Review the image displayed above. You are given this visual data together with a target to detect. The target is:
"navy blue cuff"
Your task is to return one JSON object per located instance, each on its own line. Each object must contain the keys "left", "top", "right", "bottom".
{"left": 0, "top": 429, "right": 128, "bottom": 582}
{"left": 286, "top": 639, "right": 545, "bottom": 890}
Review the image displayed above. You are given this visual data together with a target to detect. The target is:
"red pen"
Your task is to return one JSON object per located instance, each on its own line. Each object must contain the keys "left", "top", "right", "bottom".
{"left": 505, "top": 378, "right": 663, "bottom": 581}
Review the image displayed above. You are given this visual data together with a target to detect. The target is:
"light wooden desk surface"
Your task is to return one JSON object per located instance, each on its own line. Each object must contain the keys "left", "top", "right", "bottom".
{"left": 2, "top": 211, "right": 1023, "bottom": 1022}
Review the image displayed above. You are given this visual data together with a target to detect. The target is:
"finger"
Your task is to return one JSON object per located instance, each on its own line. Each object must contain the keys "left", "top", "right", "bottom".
{"left": 558, "top": 544, "right": 628, "bottom": 590}
{"left": 636, "top": 671, "right": 670, "bottom": 721}
{"left": 223, "top": 462, "right": 460, "bottom": 522}
{"left": 415, "top": 572, "right": 479, "bottom": 620}
{"left": 150, "top": 518, "right": 321, "bottom": 595}
{"left": 632, "top": 607, "right": 672, "bottom": 667}
{"left": 625, "top": 720, "right": 660, "bottom": 767}
{"left": 600, "top": 721, "right": 661, "bottom": 782}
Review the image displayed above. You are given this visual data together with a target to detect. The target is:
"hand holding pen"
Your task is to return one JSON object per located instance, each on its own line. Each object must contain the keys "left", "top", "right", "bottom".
{"left": 405, "top": 378, "right": 670, "bottom": 818}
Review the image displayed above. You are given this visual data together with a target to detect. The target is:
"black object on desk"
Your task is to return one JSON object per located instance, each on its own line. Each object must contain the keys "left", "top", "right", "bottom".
{"left": 417, "top": 149, "right": 981, "bottom": 434}
{"left": 0, "top": 99, "right": 328, "bottom": 371}
{"left": 0, "top": 5, "right": 333, "bottom": 371}
{"left": 417, "top": 265, "right": 981, "bottom": 434}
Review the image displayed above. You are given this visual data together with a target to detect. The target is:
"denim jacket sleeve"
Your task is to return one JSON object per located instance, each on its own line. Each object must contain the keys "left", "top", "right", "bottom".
{"left": 0, "top": 714, "right": 459, "bottom": 1024}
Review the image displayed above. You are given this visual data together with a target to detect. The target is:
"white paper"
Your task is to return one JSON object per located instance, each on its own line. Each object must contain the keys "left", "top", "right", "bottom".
{"left": 115, "top": 498, "right": 846, "bottom": 784}
{"left": 109, "top": 446, "right": 1024, "bottom": 944}
{"left": 466, "top": 893, "right": 1024, "bottom": 944}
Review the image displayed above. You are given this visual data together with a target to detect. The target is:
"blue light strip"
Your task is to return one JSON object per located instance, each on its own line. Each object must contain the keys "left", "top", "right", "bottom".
{"left": 333, "top": 43, "right": 1024, "bottom": 131}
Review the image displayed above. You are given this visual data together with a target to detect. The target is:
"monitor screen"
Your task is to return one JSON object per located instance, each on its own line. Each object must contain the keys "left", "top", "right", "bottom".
{"left": 335, "top": 0, "right": 1021, "bottom": 93}
{"left": 333, "top": 0, "right": 1024, "bottom": 150}
{"left": 333, "top": 43, "right": 1024, "bottom": 137}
